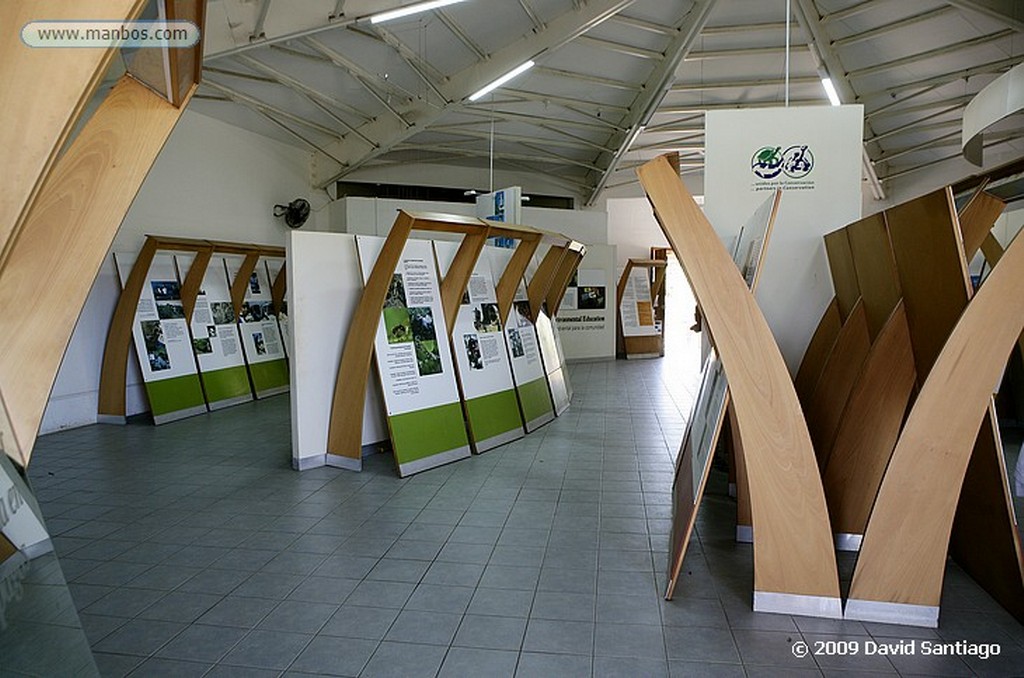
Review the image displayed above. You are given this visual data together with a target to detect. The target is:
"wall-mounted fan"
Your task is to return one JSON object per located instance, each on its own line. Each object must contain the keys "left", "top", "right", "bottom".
{"left": 273, "top": 198, "right": 311, "bottom": 229}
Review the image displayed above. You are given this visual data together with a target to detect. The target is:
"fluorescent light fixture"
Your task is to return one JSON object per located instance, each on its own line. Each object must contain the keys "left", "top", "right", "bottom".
{"left": 370, "top": 0, "right": 468, "bottom": 24}
{"left": 821, "top": 77, "right": 841, "bottom": 106}
{"left": 468, "top": 60, "right": 535, "bottom": 101}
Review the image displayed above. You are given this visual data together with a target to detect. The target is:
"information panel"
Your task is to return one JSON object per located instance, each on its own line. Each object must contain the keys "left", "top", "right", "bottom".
{"left": 620, "top": 267, "right": 659, "bottom": 337}
{"left": 487, "top": 247, "right": 555, "bottom": 431}
{"left": 358, "top": 236, "right": 471, "bottom": 476}
{"left": 264, "top": 257, "right": 290, "bottom": 358}
{"left": 435, "top": 242, "right": 524, "bottom": 452}
{"left": 226, "top": 256, "right": 289, "bottom": 398}
{"left": 178, "top": 254, "right": 252, "bottom": 410}
{"left": 116, "top": 252, "right": 206, "bottom": 424}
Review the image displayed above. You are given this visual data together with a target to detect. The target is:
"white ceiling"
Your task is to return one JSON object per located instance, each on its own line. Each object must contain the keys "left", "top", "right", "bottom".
{"left": 190, "top": 0, "right": 1024, "bottom": 203}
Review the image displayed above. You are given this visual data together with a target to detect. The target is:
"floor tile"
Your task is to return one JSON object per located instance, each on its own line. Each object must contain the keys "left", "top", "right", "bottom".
{"left": 156, "top": 624, "right": 246, "bottom": 662}
{"left": 93, "top": 618, "right": 186, "bottom": 656}
{"left": 361, "top": 640, "right": 447, "bottom": 678}
{"left": 320, "top": 604, "right": 401, "bottom": 640}
{"left": 258, "top": 599, "right": 338, "bottom": 633}
{"left": 438, "top": 646, "right": 518, "bottom": 678}
{"left": 384, "top": 609, "right": 461, "bottom": 645}
{"left": 220, "top": 628, "right": 312, "bottom": 670}
{"left": 289, "top": 636, "right": 377, "bottom": 676}
{"left": 404, "top": 583, "right": 474, "bottom": 614}
{"left": 522, "top": 618, "right": 595, "bottom": 655}
{"left": 196, "top": 596, "right": 278, "bottom": 628}
{"left": 515, "top": 651, "right": 591, "bottom": 677}
{"left": 454, "top": 614, "right": 527, "bottom": 651}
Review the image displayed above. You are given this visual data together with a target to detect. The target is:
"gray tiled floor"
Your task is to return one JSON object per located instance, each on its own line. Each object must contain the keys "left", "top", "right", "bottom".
{"left": 22, "top": 359, "right": 1024, "bottom": 677}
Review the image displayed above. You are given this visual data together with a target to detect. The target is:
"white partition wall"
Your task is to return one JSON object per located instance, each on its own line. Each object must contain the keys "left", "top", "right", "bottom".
{"left": 288, "top": 231, "right": 387, "bottom": 471}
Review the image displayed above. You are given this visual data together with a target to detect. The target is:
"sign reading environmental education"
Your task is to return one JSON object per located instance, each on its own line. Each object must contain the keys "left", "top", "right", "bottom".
{"left": 434, "top": 242, "right": 524, "bottom": 452}
{"left": 620, "top": 267, "right": 658, "bottom": 337}
{"left": 705, "top": 105, "right": 863, "bottom": 370}
{"left": 487, "top": 247, "right": 554, "bottom": 432}
{"left": 178, "top": 254, "right": 253, "bottom": 410}
{"left": 225, "top": 256, "right": 289, "bottom": 397}
{"left": 116, "top": 252, "right": 206, "bottom": 423}
{"left": 358, "top": 236, "right": 470, "bottom": 476}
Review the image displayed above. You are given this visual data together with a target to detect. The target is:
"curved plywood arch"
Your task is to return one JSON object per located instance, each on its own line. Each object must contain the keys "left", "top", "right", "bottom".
{"left": 638, "top": 155, "right": 840, "bottom": 616}
{"left": 958, "top": 190, "right": 1005, "bottom": 260}
{"left": 847, "top": 225, "right": 1024, "bottom": 626}
{"left": 528, "top": 245, "right": 567, "bottom": 320}
{"left": 794, "top": 298, "right": 842, "bottom": 406}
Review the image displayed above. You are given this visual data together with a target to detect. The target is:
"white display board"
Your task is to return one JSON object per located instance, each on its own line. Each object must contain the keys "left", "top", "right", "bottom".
{"left": 176, "top": 254, "right": 252, "bottom": 410}
{"left": 704, "top": 105, "right": 864, "bottom": 371}
{"left": 620, "top": 267, "right": 659, "bottom": 337}
{"left": 115, "top": 252, "right": 207, "bottom": 424}
{"left": 434, "top": 242, "right": 524, "bottom": 452}
{"left": 486, "top": 247, "right": 554, "bottom": 431}
{"left": 358, "top": 236, "right": 471, "bottom": 476}
{"left": 288, "top": 231, "right": 387, "bottom": 471}
{"left": 225, "top": 255, "right": 289, "bottom": 397}
{"left": 264, "top": 257, "right": 290, "bottom": 358}
{"left": 555, "top": 244, "right": 616, "bottom": 361}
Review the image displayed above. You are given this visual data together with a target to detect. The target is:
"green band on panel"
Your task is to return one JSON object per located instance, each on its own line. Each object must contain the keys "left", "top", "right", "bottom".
{"left": 145, "top": 374, "right": 206, "bottom": 416}
{"left": 466, "top": 389, "right": 523, "bottom": 442}
{"left": 518, "top": 376, "right": 554, "bottom": 423}
{"left": 201, "top": 365, "right": 252, "bottom": 403}
{"left": 389, "top": 402, "right": 469, "bottom": 464}
{"left": 249, "top": 359, "right": 289, "bottom": 393}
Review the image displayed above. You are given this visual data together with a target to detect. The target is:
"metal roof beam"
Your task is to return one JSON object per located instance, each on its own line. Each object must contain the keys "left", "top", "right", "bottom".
{"left": 437, "top": 9, "right": 488, "bottom": 61}
{"left": 868, "top": 115, "right": 962, "bottom": 145}
{"left": 686, "top": 44, "right": 809, "bottom": 60}
{"left": 517, "top": 0, "right": 545, "bottom": 32}
{"left": 588, "top": 0, "right": 719, "bottom": 205}
{"left": 203, "top": 79, "right": 343, "bottom": 141}
{"left": 302, "top": 37, "right": 422, "bottom": 104}
{"left": 881, "top": 133, "right": 1022, "bottom": 182}
{"left": 671, "top": 75, "right": 819, "bottom": 91}
{"left": 609, "top": 14, "right": 674, "bottom": 35}
{"left": 658, "top": 98, "right": 821, "bottom": 114}
{"left": 858, "top": 55, "right": 1022, "bottom": 101}
{"left": 420, "top": 127, "right": 607, "bottom": 153}
{"left": 535, "top": 66, "right": 639, "bottom": 91}
{"left": 945, "top": 0, "right": 1024, "bottom": 33}
{"left": 866, "top": 94, "right": 974, "bottom": 121}
{"left": 251, "top": 0, "right": 273, "bottom": 40}
{"left": 832, "top": 6, "right": 955, "bottom": 48}
{"left": 393, "top": 143, "right": 602, "bottom": 172}
{"left": 576, "top": 35, "right": 663, "bottom": 60}
{"left": 821, "top": 0, "right": 882, "bottom": 25}
{"left": 701, "top": 21, "right": 788, "bottom": 35}
{"left": 848, "top": 30, "right": 1014, "bottom": 79}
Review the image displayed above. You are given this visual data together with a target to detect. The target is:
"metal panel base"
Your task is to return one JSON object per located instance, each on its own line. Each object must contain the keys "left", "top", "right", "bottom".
{"left": 626, "top": 352, "right": 661, "bottom": 360}
{"left": 255, "top": 385, "right": 290, "bottom": 399}
{"left": 96, "top": 414, "right": 126, "bottom": 425}
{"left": 736, "top": 525, "right": 753, "bottom": 543}
{"left": 325, "top": 454, "right": 361, "bottom": 472}
{"left": 754, "top": 591, "right": 843, "bottom": 619}
{"left": 834, "top": 532, "right": 863, "bottom": 552}
{"left": 845, "top": 598, "right": 939, "bottom": 627}
{"left": 397, "top": 445, "right": 471, "bottom": 477}
{"left": 524, "top": 412, "right": 555, "bottom": 432}
{"left": 153, "top": 404, "right": 208, "bottom": 425}
{"left": 208, "top": 394, "right": 253, "bottom": 411}
{"left": 293, "top": 454, "right": 326, "bottom": 471}
{"left": 474, "top": 427, "right": 524, "bottom": 454}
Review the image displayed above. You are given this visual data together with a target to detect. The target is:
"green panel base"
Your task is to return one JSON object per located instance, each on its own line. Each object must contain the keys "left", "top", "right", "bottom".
{"left": 389, "top": 402, "right": 469, "bottom": 467}
{"left": 518, "top": 376, "right": 554, "bottom": 424}
{"left": 144, "top": 374, "right": 206, "bottom": 418}
{"left": 201, "top": 365, "right": 252, "bottom": 404}
{"left": 466, "top": 389, "right": 524, "bottom": 447}
{"left": 249, "top": 359, "right": 289, "bottom": 395}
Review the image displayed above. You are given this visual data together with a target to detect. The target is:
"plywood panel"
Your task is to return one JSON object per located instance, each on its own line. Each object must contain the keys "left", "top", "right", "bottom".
{"left": 439, "top": 232, "right": 487, "bottom": 334}
{"left": 638, "top": 155, "right": 839, "bottom": 608}
{"left": 546, "top": 248, "right": 583, "bottom": 316}
{"left": 0, "top": 0, "right": 147, "bottom": 264}
{"left": 823, "top": 303, "right": 916, "bottom": 537}
{"left": 885, "top": 188, "right": 970, "bottom": 381}
{"left": 824, "top": 229, "right": 859, "bottom": 321}
{"left": 849, "top": 224, "right": 1024, "bottom": 617}
{"left": 179, "top": 247, "right": 213, "bottom": 323}
{"left": 3, "top": 77, "right": 190, "bottom": 465}
{"left": 847, "top": 214, "right": 901, "bottom": 341}
{"left": 495, "top": 238, "right": 539, "bottom": 323}
{"left": 271, "top": 262, "right": 287, "bottom": 315}
{"left": 806, "top": 300, "right": 871, "bottom": 467}
{"left": 528, "top": 246, "right": 566, "bottom": 320}
{"left": 958, "top": 191, "right": 1005, "bottom": 260}
{"left": 794, "top": 298, "right": 842, "bottom": 407}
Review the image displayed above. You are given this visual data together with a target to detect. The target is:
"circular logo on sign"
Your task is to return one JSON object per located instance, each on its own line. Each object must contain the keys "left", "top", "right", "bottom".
{"left": 751, "top": 146, "right": 783, "bottom": 179}
{"left": 781, "top": 145, "right": 814, "bottom": 178}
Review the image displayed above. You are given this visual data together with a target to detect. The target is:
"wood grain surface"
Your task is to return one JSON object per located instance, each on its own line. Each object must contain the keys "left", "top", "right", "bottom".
{"left": 847, "top": 213, "right": 902, "bottom": 341}
{"left": 794, "top": 298, "right": 842, "bottom": 407}
{"left": 824, "top": 229, "right": 860, "bottom": 322}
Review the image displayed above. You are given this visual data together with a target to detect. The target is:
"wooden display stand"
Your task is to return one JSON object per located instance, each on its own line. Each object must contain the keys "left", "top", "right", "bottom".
{"left": 97, "top": 236, "right": 286, "bottom": 423}
{"left": 0, "top": 0, "right": 205, "bottom": 467}
{"left": 616, "top": 258, "right": 667, "bottom": 359}
{"left": 638, "top": 156, "right": 842, "bottom": 618}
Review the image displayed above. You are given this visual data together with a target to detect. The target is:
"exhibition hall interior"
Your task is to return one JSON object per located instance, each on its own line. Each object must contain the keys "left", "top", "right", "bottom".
{"left": 5, "top": 0, "right": 1024, "bottom": 675}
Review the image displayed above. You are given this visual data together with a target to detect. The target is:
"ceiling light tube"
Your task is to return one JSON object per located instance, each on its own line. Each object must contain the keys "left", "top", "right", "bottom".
{"left": 370, "top": 0, "right": 468, "bottom": 24}
{"left": 468, "top": 60, "right": 535, "bottom": 101}
{"left": 821, "top": 77, "right": 841, "bottom": 106}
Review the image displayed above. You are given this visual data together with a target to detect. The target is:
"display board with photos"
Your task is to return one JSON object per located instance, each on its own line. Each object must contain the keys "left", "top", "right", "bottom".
{"left": 115, "top": 252, "right": 207, "bottom": 423}
{"left": 620, "top": 266, "right": 659, "bottom": 337}
{"left": 264, "top": 257, "right": 289, "bottom": 358}
{"left": 358, "top": 236, "right": 471, "bottom": 476}
{"left": 435, "top": 241, "right": 525, "bottom": 452}
{"left": 177, "top": 254, "right": 253, "bottom": 410}
{"left": 487, "top": 247, "right": 555, "bottom": 431}
{"left": 226, "top": 255, "right": 289, "bottom": 397}
{"left": 664, "top": 189, "right": 781, "bottom": 599}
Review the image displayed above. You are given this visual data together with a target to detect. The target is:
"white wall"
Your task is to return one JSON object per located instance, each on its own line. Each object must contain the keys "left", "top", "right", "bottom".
{"left": 607, "top": 197, "right": 670, "bottom": 267}
{"left": 41, "top": 110, "right": 315, "bottom": 433}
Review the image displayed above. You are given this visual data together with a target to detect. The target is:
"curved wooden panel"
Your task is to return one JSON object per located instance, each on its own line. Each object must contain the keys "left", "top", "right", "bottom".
{"left": 327, "top": 213, "right": 415, "bottom": 463}
{"left": 886, "top": 188, "right": 970, "bottom": 381}
{"left": 0, "top": 0, "right": 147, "bottom": 264}
{"left": 547, "top": 248, "right": 584, "bottom": 315}
{"left": 847, "top": 214, "right": 901, "bottom": 341}
{"left": 958, "top": 191, "right": 1005, "bottom": 260}
{"left": 729, "top": 401, "right": 752, "bottom": 540}
{"left": 271, "top": 262, "right": 287, "bottom": 315}
{"left": 528, "top": 245, "right": 566, "bottom": 320}
{"left": 229, "top": 253, "right": 261, "bottom": 318}
{"left": 980, "top": 232, "right": 1004, "bottom": 265}
{"left": 495, "top": 237, "right": 539, "bottom": 323}
{"left": 638, "top": 155, "right": 840, "bottom": 610}
{"left": 806, "top": 300, "right": 871, "bottom": 467}
{"left": 180, "top": 247, "right": 213, "bottom": 323}
{"left": 4, "top": 77, "right": 191, "bottom": 464}
{"left": 823, "top": 302, "right": 916, "bottom": 537}
{"left": 848, "top": 226, "right": 1024, "bottom": 620}
{"left": 439, "top": 231, "right": 487, "bottom": 334}
{"left": 824, "top": 229, "right": 859, "bottom": 321}
{"left": 794, "top": 298, "right": 842, "bottom": 406}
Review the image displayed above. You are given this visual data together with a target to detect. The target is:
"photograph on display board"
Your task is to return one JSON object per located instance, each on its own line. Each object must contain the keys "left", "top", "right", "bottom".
{"left": 508, "top": 328, "right": 525, "bottom": 358}
{"left": 386, "top": 273, "right": 407, "bottom": 307}
{"left": 579, "top": 286, "right": 606, "bottom": 309}
{"left": 156, "top": 302, "right": 186, "bottom": 320}
{"left": 241, "top": 301, "right": 274, "bottom": 323}
{"left": 141, "top": 320, "right": 170, "bottom": 371}
{"left": 192, "top": 337, "right": 213, "bottom": 354}
{"left": 151, "top": 280, "right": 180, "bottom": 300}
{"left": 211, "top": 302, "right": 235, "bottom": 324}
{"left": 514, "top": 300, "right": 532, "bottom": 327}
{"left": 410, "top": 307, "right": 442, "bottom": 376}
{"left": 249, "top": 272, "right": 261, "bottom": 294}
{"left": 473, "top": 303, "right": 501, "bottom": 333}
{"left": 254, "top": 332, "right": 267, "bottom": 355}
{"left": 464, "top": 334, "right": 484, "bottom": 370}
